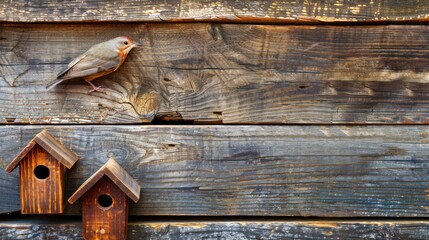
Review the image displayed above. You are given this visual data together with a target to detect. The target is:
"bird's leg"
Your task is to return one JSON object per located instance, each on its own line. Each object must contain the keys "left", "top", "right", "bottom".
{"left": 85, "top": 80, "right": 104, "bottom": 93}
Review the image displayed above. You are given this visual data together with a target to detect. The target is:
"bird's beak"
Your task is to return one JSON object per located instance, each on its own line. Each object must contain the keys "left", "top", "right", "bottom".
{"left": 133, "top": 41, "right": 143, "bottom": 47}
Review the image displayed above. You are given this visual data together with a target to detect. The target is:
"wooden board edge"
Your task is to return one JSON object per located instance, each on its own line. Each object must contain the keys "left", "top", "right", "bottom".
{"left": 1, "top": 220, "right": 429, "bottom": 239}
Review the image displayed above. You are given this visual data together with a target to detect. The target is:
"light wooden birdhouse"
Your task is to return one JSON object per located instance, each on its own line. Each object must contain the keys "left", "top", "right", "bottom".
{"left": 5, "top": 129, "right": 79, "bottom": 214}
{"left": 68, "top": 157, "right": 141, "bottom": 240}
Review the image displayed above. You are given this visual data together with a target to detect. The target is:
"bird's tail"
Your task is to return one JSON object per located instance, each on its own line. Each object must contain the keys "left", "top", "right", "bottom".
{"left": 46, "top": 78, "right": 65, "bottom": 91}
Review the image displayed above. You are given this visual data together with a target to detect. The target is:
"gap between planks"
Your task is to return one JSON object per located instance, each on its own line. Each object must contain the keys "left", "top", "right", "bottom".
{"left": 2, "top": 213, "right": 429, "bottom": 224}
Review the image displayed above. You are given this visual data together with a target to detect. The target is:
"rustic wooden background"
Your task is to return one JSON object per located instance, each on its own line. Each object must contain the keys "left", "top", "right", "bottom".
{"left": 1, "top": 0, "right": 429, "bottom": 239}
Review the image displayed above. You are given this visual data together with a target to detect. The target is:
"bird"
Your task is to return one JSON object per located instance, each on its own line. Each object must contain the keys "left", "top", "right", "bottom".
{"left": 46, "top": 36, "right": 142, "bottom": 93}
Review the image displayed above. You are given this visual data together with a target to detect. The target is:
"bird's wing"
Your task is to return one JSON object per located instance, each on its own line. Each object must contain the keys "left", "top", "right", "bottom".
{"left": 57, "top": 53, "right": 120, "bottom": 80}
{"left": 56, "top": 53, "right": 87, "bottom": 78}
{"left": 47, "top": 53, "right": 120, "bottom": 90}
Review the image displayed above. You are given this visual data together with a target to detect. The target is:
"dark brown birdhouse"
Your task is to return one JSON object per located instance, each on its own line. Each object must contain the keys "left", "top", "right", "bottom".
{"left": 5, "top": 129, "right": 79, "bottom": 214}
{"left": 68, "top": 157, "right": 141, "bottom": 240}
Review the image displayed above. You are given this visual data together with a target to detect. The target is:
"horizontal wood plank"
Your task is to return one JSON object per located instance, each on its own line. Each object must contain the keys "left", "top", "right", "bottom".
{"left": 1, "top": 221, "right": 429, "bottom": 239}
{"left": 1, "top": 125, "right": 429, "bottom": 217}
{"left": 1, "top": 0, "right": 428, "bottom": 23}
{"left": 1, "top": 23, "right": 429, "bottom": 124}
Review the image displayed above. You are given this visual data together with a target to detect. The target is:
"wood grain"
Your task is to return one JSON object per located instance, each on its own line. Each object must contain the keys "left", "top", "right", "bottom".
{"left": 1, "top": 221, "right": 429, "bottom": 239}
{"left": 1, "top": 0, "right": 428, "bottom": 23}
{"left": 81, "top": 176, "right": 129, "bottom": 240}
{"left": 1, "top": 23, "right": 429, "bottom": 124}
{"left": 1, "top": 125, "right": 429, "bottom": 217}
{"left": 19, "top": 144, "right": 66, "bottom": 214}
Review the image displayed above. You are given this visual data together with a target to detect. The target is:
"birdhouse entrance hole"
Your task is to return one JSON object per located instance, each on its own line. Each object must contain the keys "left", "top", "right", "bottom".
{"left": 33, "top": 165, "right": 50, "bottom": 180}
{"left": 97, "top": 194, "right": 113, "bottom": 209}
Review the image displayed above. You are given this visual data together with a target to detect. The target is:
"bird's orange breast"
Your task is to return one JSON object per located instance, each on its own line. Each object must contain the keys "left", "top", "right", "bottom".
{"left": 118, "top": 49, "right": 128, "bottom": 67}
{"left": 83, "top": 69, "right": 116, "bottom": 81}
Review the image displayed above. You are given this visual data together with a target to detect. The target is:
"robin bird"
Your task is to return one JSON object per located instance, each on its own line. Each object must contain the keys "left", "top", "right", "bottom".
{"left": 46, "top": 36, "right": 142, "bottom": 93}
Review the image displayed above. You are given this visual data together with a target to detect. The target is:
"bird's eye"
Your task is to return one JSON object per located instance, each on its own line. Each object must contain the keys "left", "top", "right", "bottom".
{"left": 124, "top": 41, "right": 128, "bottom": 45}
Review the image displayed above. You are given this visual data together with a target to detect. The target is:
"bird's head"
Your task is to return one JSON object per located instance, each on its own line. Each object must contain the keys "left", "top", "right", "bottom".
{"left": 112, "top": 36, "right": 142, "bottom": 55}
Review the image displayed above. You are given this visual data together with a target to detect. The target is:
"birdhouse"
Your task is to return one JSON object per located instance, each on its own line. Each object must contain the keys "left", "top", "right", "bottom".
{"left": 68, "top": 157, "right": 141, "bottom": 240}
{"left": 5, "top": 129, "right": 79, "bottom": 214}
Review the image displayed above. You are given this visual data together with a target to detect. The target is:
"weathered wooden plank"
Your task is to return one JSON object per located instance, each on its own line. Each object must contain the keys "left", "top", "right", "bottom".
{"left": 1, "top": 0, "right": 428, "bottom": 23}
{"left": 1, "top": 221, "right": 429, "bottom": 239}
{"left": 1, "top": 23, "right": 429, "bottom": 124}
{"left": 1, "top": 125, "right": 429, "bottom": 216}
{"left": 0, "top": 174, "right": 20, "bottom": 214}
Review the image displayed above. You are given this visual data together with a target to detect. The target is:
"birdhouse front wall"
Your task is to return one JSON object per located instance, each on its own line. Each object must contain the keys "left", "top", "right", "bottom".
{"left": 82, "top": 176, "right": 128, "bottom": 240}
{"left": 19, "top": 143, "right": 67, "bottom": 214}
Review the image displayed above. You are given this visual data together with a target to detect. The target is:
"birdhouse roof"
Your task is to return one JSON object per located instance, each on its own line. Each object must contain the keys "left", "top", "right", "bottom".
{"left": 68, "top": 157, "right": 141, "bottom": 204}
{"left": 5, "top": 129, "right": 79, "bottom": 173}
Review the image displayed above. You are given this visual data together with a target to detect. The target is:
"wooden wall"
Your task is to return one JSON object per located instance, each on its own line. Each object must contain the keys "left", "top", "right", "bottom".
{"left": 1, "top": 0, "right": 429, "bottom": 239}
